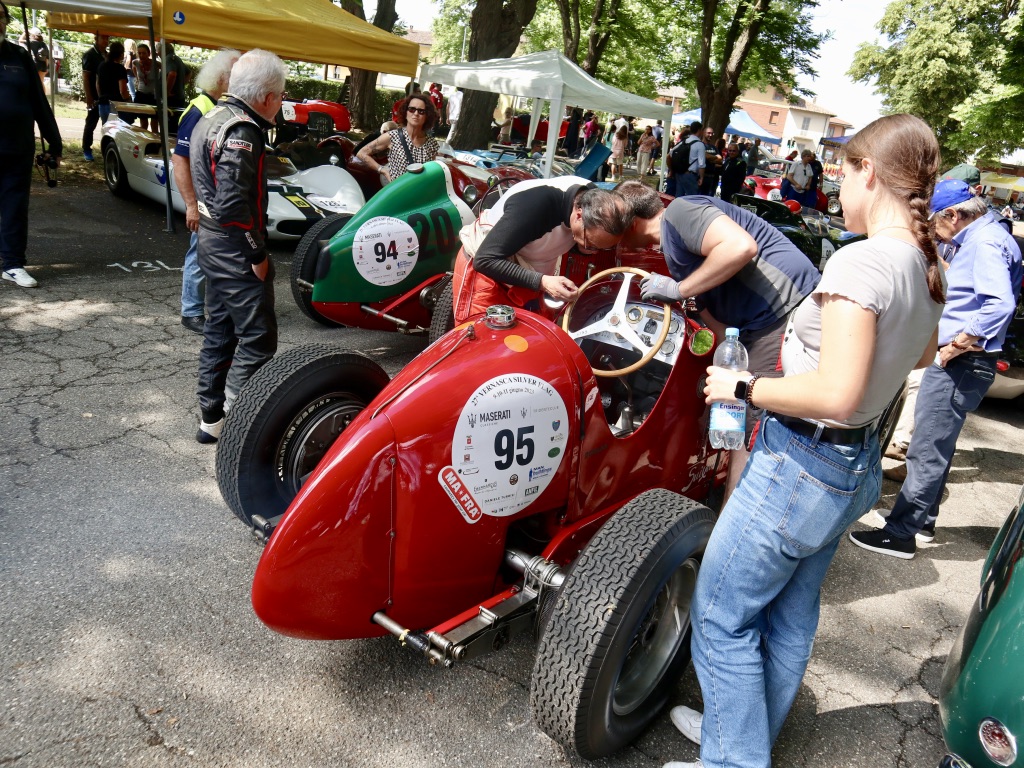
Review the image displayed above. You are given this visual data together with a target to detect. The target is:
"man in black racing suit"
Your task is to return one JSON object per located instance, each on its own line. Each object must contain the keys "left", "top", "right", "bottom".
{"left": 188, "top": 49, "right": 287, "bottom": 443}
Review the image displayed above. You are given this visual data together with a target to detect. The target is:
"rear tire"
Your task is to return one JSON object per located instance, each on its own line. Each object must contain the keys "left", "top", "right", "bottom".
{"left": 427, "top": 281, "right": 455, "bottom": 344}
{"left": 530, "top": 489, "right": 715, "bottom": 758}
{"left": 215, "top": 345, "right": 389, "bottom": 526}
{"left": 104, "top": 142, "right": 130, "bottom": 197}
{"left": 290, "top": 214, "right": 352, "bottom": 327}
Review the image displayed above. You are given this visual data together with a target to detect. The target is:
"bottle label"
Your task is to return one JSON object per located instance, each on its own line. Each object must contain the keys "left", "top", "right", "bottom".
{"left": 710, "top": 402, "right": 746, "bottom": 432}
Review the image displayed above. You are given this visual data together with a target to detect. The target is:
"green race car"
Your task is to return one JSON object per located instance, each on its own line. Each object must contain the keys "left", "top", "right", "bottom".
{"left": 939, "top": 482, "right": 1024, "bottom": 767}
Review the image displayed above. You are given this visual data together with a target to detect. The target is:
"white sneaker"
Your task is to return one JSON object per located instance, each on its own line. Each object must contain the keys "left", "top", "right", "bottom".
{"left": 664, "top": 761, "right": 702, "bottom": 768}
{"left": 2, "top": 268, "right": 38, "bottom": 287}
{"left": 669, "top": 705, "right": 702, "bottom": 745}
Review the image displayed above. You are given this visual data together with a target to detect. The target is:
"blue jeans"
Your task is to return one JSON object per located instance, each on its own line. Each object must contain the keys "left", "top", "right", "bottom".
{"left": 692, "top": 415, "right": 881, "bottom": 768}
{"left": 181, "top": 230, "right": 204, "bottom": 318}
{"left": 883, "top": 355, "right": 995, "bottom": 539}
{"left": 98, "top": 103, "right": 111, "bottom": 124}
{"left": 677, "top": 171, "right": 700, "bottom": 196}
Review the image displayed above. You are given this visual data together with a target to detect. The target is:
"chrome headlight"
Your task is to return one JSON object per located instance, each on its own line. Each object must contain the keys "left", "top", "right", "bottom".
{"left": 462, "top": 184, "right": 480, "bottom": 205}
{"left": 979, "top": 717, "right": 1017, "bottom": 766}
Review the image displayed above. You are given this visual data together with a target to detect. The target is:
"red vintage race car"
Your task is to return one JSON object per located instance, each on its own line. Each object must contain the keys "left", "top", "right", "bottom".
{"left": 281, "top": 98, "right": 351, "bottom": 133}
{"left": 216, "top": 267, "right": 726, "bottom": 759}
{"left": 743, "top": 174, "right": 829, "bottom": 213}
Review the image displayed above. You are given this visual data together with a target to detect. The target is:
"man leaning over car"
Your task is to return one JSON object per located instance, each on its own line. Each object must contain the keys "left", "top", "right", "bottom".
{"left": 171, "top": 49, "right": 240, "bottom": 335}
{"left": 188, "top": 49, "right": 286, "bottom": 444}
{"left": 615, "top": 180, "right": 821, "bottom": 499}
{"left": 451, "top": 177, "right": 633, "bottom": 323}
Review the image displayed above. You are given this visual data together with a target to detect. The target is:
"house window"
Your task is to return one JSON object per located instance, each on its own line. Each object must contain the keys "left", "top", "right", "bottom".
{"left": 773, "top": 90, "right": 785, "bottom": 101}
{"left": 769, "top": 111, "right": 779, "bottom": 125}
{"left": 801, "top": 117, "right": 811, "bottom": 131}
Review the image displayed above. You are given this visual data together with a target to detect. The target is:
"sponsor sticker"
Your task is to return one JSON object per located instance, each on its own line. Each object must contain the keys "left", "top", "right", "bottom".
{"left": 285, "top": 195, "right": 311, "bottom": 209}
{"left": 445, "top": 373, "right": 569, "bottom": 520}
{"left": 226, "top": 138, "right": 253, "bottom": 152}
{"left": 281, "top": 103, "right": 297, "bottom": 122}
{"left": 352, "top": 216, "right": 419, "bottom": 287}
{"left": 438, "top": 466, "right": 483, "bottom": 524}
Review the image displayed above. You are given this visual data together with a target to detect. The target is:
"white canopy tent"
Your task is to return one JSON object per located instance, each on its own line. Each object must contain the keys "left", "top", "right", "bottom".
{"left": 421, "top": 50, "right": 674, "bottom": 181}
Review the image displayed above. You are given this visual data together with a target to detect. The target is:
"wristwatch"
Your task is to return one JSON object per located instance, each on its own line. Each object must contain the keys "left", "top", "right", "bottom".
{"left": 734, "top": 374, "right": 755, "bottom": 403}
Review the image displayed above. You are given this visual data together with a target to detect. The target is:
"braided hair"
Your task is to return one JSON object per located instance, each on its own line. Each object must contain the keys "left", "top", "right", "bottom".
{"left": 845, "top": 114, "right": 945, "bottom": 304}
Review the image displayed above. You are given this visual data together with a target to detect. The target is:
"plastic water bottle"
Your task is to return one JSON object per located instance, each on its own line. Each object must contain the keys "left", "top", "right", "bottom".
{"left": 709, "top": 328, "right": 749, "bottom": 451}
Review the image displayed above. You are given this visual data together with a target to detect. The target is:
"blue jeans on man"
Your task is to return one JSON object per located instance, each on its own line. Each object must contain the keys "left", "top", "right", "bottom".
{"left": 691, "top": 415, "right": 881, "bottom": 767}
{"left": 881, "top": 354, "right": 996, "bottom": 540}
{"left": 677, "top": 171, "right": 700, "bottom": 196}
{"left": 181, "top": 230, "right": 204, "bottom": 319}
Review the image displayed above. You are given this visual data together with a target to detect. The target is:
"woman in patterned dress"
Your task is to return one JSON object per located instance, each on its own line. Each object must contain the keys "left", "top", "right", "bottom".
{"left": 357, "top": 93, "right": 439, "bottom": 184}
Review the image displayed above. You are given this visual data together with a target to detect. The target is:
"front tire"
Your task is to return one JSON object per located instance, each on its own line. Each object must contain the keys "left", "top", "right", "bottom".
{"left": 826, "top": 193, "right": 843, "bottom": 216}
{"left": 530, "top": 489, "right": 715, "bottom": 758}
{"left": 290, "top": 214, "right": 352, "bottom": 327}
{"left": 427, "top": 280, "right": 455, "bottom": 344}
{"left": 215, "top": 345, "right": 389, "bottom": 526}
{"left": 104, "top": 142, "right": 130, "bottom": 197}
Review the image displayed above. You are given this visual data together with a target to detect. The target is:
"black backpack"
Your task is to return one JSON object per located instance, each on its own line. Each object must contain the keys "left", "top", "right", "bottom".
{"left": 670, "top": 136, "right": 700, "bottom": 174}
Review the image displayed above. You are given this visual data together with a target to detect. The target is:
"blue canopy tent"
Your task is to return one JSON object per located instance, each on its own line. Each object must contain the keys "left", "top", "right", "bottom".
{"left": 671, "top": 108, "right": 780, "bottom": 145}
{"left": 820, "top": 135, "right": 852, "bottom": 148}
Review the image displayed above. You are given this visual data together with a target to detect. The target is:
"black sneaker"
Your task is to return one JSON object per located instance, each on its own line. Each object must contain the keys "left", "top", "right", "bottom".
{"left": 181, "top": 315, "right": 205, "bottom": 334}
{"left": 849, "top": 528, "right": 916, "bottom": 559}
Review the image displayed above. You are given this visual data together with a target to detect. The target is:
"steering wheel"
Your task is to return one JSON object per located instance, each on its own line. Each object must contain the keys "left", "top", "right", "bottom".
{"left": 560, "top": 267, "right": 672, "bottom": 378}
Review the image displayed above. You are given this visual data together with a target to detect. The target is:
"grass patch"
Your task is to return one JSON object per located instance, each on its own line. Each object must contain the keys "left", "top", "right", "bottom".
{"left": 42, "top": 139, "right": 106, "bottom": 188}
{"left": 51, "top": 90, "right": 88, "bottom": 119}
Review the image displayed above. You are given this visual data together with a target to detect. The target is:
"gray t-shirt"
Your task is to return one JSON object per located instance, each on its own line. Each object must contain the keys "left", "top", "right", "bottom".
{"left": 781, "top": 236, "right": 944, "bottom": 427}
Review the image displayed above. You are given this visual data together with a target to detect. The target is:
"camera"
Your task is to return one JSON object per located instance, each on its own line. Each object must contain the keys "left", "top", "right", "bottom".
{"left": 36, "top": 152, "right": 58, "bottom": 188}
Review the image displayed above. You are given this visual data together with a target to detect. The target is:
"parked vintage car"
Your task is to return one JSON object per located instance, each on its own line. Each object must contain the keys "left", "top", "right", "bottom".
{"left": 217, "top": 265, "right": 725, "bottom": 759}
{"left": 742, "top": 174, "right": 830, "bottom": 214}
{"left": 100, "top": 104, "right": 365, "bottom": 240}
{"left": 732, "top": 193, "right": 865, "bottom": 271}
{"left": 939, "top": 482, "right": 1024, "bottom": 767}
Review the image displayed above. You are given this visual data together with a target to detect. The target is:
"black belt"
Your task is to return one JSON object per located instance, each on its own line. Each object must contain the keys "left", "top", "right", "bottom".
{"left": 769, "top": 413, "right": 871, "bottom": 445}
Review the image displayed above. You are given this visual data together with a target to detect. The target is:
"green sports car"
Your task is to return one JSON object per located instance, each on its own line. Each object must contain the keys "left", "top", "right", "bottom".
{"left": 939, "top": 482, "right": 1024, "bottom": 767}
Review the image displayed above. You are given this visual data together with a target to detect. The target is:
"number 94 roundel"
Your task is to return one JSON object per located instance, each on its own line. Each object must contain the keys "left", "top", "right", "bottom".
{"left": 438, "top": 373, "right": 569, "bottom": 524}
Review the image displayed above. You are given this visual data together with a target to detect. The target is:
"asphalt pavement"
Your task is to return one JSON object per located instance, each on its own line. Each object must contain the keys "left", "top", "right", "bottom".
{"left": 3, "top": 173, "right": 1024, "bottom": 768}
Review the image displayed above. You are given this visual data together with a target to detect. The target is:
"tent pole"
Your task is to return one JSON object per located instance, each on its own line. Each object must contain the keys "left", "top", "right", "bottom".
{"left": 527, "top": 100, "right": 541, "bottom": 157}
{"left": 157, "top": 27, "right": 175, "bottom": 234}
{"left": 659, "top": 120, "right": 670, "bottom": 192}
{"left": 543, "top": 98, "right": 561, "bottom": 180}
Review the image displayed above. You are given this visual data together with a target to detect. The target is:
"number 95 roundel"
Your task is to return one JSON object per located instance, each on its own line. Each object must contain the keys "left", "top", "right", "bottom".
{"left": 438, "top": 374, "right": 569, "bottom": 524}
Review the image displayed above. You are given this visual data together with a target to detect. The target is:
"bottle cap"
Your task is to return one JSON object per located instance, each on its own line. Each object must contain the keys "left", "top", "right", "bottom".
{"left": 725, "top": 327, "right": 739, "bottom": 338}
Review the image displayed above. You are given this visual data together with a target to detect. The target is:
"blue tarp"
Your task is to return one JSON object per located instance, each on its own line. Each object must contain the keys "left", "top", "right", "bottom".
{"left": 820, "top": 134, "right": 852, "bottom": 147}
{"left": 671, "top": 108, "right": 780, "bottom": 144}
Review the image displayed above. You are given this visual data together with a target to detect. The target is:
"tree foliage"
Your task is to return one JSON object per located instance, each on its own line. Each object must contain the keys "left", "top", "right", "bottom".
{"left": 850, "top": 0, "right": 1022, "bottom": 163}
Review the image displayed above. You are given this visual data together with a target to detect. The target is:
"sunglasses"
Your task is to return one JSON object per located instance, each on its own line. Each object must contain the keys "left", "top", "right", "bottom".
{"left": 407, "top": 106, "right": 427, "bottom": 115}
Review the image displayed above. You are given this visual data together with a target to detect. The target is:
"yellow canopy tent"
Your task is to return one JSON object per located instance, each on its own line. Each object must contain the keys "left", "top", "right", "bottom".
{"left": 48, "top": 0, "right": 419, "bottom": 75}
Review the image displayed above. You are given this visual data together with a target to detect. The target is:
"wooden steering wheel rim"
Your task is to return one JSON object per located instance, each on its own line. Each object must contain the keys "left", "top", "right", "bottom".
{"left": 560, "top": 266, "right": 672, "bottom": 378}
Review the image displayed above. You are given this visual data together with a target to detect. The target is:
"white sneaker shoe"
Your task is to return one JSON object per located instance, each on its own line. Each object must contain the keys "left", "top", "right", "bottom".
{"left": 2, "top": 268, "right": 38, "bottom": 287}
{"left": 669, "top": 705, "right": 702, "bottom": 745}
{"left": 663, "top": 761, "right": 703, "bottom": 768}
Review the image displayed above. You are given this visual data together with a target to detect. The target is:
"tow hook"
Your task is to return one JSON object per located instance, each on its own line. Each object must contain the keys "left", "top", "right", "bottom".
{"left": 372, "top": 612, "right": 452, "bottom": 667}
{"left": 294, "top": 278, "right": 314, "bottom": 291}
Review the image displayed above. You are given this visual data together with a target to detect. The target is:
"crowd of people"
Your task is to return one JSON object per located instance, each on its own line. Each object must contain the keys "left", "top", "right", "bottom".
{"left": 4, "top": 10, "right": 1023, "bottom": 764}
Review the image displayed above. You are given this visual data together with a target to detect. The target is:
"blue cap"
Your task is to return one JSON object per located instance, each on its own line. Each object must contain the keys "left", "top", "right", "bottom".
{"left": 725, "top": 327, "right": 739, "bottom": 337}
{"left": 930, "top": 179, "right": 974, "bottom": 215}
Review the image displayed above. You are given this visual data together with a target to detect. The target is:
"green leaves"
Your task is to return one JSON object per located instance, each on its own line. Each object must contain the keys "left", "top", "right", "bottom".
{"left": 850, "top": 0, "right": 1022, "bottom": 162}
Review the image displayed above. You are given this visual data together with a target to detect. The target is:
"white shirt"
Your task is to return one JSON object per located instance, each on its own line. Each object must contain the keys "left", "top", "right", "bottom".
{"left": 447, "top": 90, "right": 463, "bottom": 122}
{"left": 790, "top": 160, "right": 815, "bottom": 190}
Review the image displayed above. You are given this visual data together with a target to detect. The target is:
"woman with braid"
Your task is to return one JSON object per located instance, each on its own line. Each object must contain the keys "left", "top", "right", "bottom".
{"left": 663, "top": 114, "right": 945, "bottom": 768}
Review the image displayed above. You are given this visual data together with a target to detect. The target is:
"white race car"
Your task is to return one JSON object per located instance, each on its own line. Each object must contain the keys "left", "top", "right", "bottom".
{"left": 99, "top": 104, "right": 365, "bottom": 240}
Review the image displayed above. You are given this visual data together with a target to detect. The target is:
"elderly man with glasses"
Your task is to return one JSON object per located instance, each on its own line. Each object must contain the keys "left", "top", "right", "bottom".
{"left": 188, "top": 49, "right": 287, "bottom": 444}
{"left": 450, "top": 177, "right": 633, "bottom": 323}
{"left": 850, "top": 179, "right": 1022, "bottom": 558}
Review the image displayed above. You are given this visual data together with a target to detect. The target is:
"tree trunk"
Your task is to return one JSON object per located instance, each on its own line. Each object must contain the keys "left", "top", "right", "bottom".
{"left": 340, "top": 0, "right": 399, "bottom": 130}
{"left": 448, "top": 0, "right": 540, "bottom": 149}
{"left": 696, "top": 0, "right": 771, "bottom": 139}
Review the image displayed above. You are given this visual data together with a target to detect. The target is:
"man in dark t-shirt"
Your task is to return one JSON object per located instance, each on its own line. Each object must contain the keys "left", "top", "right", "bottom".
{"left": 164, "top": 44, "right": 189, "bottom": 132}
{"left": 81, "top": 33, "right": 108, "bottom": 161}
{"left": 615, "top": 180, "right": 820, "bottom": 497}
